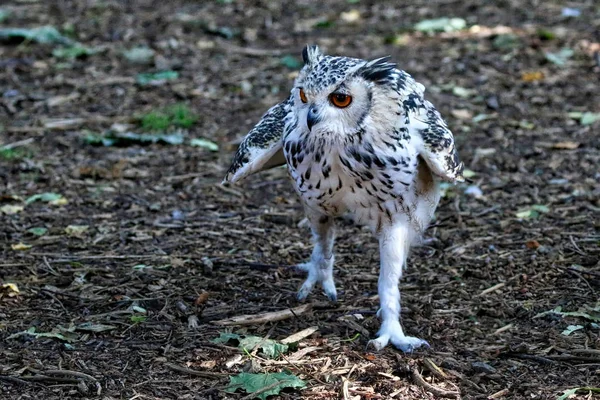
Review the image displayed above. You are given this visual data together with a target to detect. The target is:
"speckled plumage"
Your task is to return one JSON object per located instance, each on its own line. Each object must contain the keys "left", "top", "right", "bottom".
{"left": 223, "top": 46, "right": 464, "bottom": 351}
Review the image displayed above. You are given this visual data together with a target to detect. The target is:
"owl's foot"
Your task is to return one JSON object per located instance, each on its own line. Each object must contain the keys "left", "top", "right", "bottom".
{"left": 367, "top": 321, "right": 430, "bottom": 352}
{"left": 296, "top": 257, "right": 337, "bottom": 302}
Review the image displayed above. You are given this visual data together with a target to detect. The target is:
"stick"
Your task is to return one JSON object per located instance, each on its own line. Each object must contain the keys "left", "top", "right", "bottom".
{"left": 411, "top": 368, "right": 459, "bottom": 399}
{"left": 164, "top": 363, "right": 226, "bottom": 379}
{"left": 212, "top": 304, "right": 312, "bottom": 326}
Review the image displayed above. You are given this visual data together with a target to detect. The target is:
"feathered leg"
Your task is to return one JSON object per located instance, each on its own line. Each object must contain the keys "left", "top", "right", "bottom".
{"left": 368, "top": 223, "right": 429, "bottom": 352}
{"left": 296, "top": 209, "right": 337, "bottom": 302}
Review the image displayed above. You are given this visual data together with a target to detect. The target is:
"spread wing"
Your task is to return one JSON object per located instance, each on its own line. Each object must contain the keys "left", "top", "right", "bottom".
{"left": 398, "top": 72, "right": 464, "bottom": 183}
{"left": 222, "top": 97, "right": 292, "bottom": 184}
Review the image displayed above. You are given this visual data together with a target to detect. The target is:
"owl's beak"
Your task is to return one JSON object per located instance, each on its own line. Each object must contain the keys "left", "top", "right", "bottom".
{"left": 307, "top": 106, "right": 321, "bottom": 131}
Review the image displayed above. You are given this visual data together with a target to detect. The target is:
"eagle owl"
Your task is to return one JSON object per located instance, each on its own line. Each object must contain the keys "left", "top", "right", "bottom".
{"left": 223, "top": 46, "right": 464, "bottom": 352}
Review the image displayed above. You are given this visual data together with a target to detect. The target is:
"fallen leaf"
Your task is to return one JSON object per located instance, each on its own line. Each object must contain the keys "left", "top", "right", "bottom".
{"left": 11, "top": 243, "right": 32, "bottom": 251}
{"left": 122, "top": 46, "right": 155, "bottom": 64}
{"left": 52, "top": 44, "right": 100, "bottom": 59}
{"left": 545, "top": 48, "right": 574, "bottom": 66}
{"left": 25, "top": 192, "right": 63, "bottom": 205}
{"left": 0, "top": 26, "right": 74, "bottom": 45}
{"left": 27, "top": 227, "right": 48, "bottom": 236}
{"left": 340, "top": 9, "right": 361, "bottom": 23}
{"left": 452, "top": 86, "right": 475, "bottom": 98}
{"left": 526, "top": 239, "right": 540, "bottom": 249}
{"left": 2, "top": 283, "right": 20, "bottom": 294}
{"left": 521, "top": 71, "right": 545, "bottom": 82}
{"left": 190, "top": 138, "right": 219, "bottom": 151}
{"left": 1, "top": 204, "right": 24, "bottom": 215}
{"left": 195, "top": 292, "right": 210, "bottom": 305}
{"left": 580, "top": 112, "right": 600, "bottom": 126}
{"left": 212, "top": 332, "right": 289, "bottom": 359}
{"left": 414, "top": 17, "right": 466, "bottom": 33}
{"left": 136, "top": 71, "right": 179, "bottom": 85}
{"left": 561, "top": 325, "right": 584, "bottom": 336}
{"left": 225, "top": 372, "right": 306, "bottom": 400}
{"left": 451, "top": 109, "right": 473, "bottom": 120}
{"left": 65, "top": 225, "right": 89, "bottom": 238}
{"left": 279, "top": 55, "right": 303, "bottom": 70}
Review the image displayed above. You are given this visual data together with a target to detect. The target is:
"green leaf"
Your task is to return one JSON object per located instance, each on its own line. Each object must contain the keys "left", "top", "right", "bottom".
{"left": 493, "top": 34, "right": 521, "bottom": 50}
{"left": 27, "top": 227, "right": 48, "bottom": 236}
{"left": 122, "top": 46, "right": 155, "bottom": 64}
{"left": 131, "top": 315, "right": 147, "bottom": 323}
{"left": 167, "top": 104, "right": 197, "bottom": 128}
{"left": 76, "top": 322, "right": 117, "bottom": 332}
{"left": 0, "top": 9, "right": 10, "bottom": 23}
{"left": 0, "top": 26, "right": 74, "bottom": 45}
{"left": 238, "top": 336, "right": 289, "bottom": 359}
{"left": 557, "top": 388, "right": 579, "bottom": 400}
{"left": 211, "top": 333, "right": 289, "bottom": 359}
{"left": 462, "top": 169, "right": 476, "bottom": 178}
{"left": 211, "top": 332, "right": 242, "bottom": 344}
{"left": 561, "top": 325, "right": 584, "bottom": 336}
{"left": 580, "top": 112, "right": 600, "bottom": 126}
{"left": 280, "top": 55, "right": 303, "bottom": 70}
{"left": 190, "top": 138, "right": 219, "bottom": 151}
{"left": 65, "top": 225, "right": 89, "bottom": 237}
{"left": 136, "top": 70, "right": 179, "bottom": 85}
{"left": 451, "top": 86, "right": 474, "bottom": 98}
{"left": 225, "top": 372, "right": 306, "bottom": 400}
{"left": 137, "top": 71, "right": 176, "bottom": 85}
{"left": 531, "top": 204, "right": 550, "bottom": 213}
{"left": 414, "top": 17, "right": 466, "bottom": 33}
{"left": 25, "top": 192, "right": 63, "bottom": 205}
{"left": 52, "top": 44, "right": 100, "bottom": 59}
{"left": 545, "top": 48, "right": 574, "bottom": 66}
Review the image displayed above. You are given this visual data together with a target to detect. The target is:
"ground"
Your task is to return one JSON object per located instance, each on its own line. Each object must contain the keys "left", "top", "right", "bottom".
{"left": 1, "top": 1, "right": 599, "bottom": 399}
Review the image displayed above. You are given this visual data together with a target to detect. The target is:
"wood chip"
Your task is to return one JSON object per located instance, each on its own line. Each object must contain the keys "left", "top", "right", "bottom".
{"left": 281, "top": 326, "right": 319, "bottom": 344}
{"left": 212, "top": 304, "right": 312, "bottom": 326}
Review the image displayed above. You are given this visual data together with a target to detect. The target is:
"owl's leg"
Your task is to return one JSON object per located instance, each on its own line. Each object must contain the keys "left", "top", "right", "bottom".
{"left": 296, "top": 210, "right": 337, "bottom": 302}
{"left": 368, "top": 224, "right": 429, "bottom": 352}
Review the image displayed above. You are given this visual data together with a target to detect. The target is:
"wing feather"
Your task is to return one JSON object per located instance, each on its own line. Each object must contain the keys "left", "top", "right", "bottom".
{"left": 223, "top": 97, "right": 292, "bottom": 184}
{"left": 397, "top": 72, "right": 464, "bottom": 183}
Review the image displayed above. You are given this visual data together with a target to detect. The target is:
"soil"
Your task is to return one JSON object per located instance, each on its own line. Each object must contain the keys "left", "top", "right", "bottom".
{"left": 1, "top": 1, "right": 599, "bottom": 399}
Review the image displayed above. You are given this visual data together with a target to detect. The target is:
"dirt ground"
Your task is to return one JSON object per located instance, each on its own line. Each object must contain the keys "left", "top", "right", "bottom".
{"left": 1, "top": 1, "right": 599, "bottom": 399}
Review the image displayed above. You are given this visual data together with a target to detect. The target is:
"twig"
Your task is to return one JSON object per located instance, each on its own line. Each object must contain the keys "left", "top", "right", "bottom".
{"left": 477, "top": 282, "right": 505, "bottom": 297}
{"left": 0, "top": 375, "right": 34, "bottom": 386}
{"left": 212, "top": 304, "right": 312, "bottom": 326}
{"left": 164, "top": 363, "right": 226, "bottom": 379}
{"left": 411, "top": 368, "right": 459, "bottom": 399}
{"left": 569, "top": 235, "right": 587, "bottom": 256}
{"left": 503, "top": 353, "right": 557, "bottom": 365}
{"left": 41, "top": 369, "right": 98, "bottom": 382}
{"left": 0, "top": 137, "right": 35, "bottom": 150}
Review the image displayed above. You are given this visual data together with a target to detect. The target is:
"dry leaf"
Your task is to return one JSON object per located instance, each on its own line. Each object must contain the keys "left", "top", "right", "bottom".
{"left": 521, "top": 71, "right": 544, "bottom": 82}
{"left": 195, "top": 292, "right": 210, "bottom": 306}
{"left": 526, "top": 240, "right": 541, "bottom": 249}
{"left": 11, "top": 243, "right": 32, "bottom": 250}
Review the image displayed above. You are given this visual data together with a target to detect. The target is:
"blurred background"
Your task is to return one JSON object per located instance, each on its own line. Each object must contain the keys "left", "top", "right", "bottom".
{"left": 1, "top": 1, "right": 599, "bottom": 399}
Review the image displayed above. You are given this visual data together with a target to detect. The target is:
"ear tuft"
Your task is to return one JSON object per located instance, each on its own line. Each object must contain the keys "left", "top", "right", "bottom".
{"left": 302, "top": 45, "right": 322, "bottom": 66}
{"left": 357, "top": 56, "right": 397, "bottom": 83}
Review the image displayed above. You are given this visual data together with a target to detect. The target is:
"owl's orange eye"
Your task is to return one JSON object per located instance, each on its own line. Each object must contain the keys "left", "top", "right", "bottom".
{"left": 329, "top": 93, "right": 352, "bottom": 108}
{"left": 299, "top": 88, "right": 308, "bottom": 103}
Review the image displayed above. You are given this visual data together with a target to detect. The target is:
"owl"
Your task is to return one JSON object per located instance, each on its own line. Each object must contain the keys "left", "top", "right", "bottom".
{"left": 223, "top": 45, "right": 464, "bottom": 352}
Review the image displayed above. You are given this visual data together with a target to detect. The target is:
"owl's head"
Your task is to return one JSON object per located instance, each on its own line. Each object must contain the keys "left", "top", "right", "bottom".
{"left": 292, "top": 45, "right": 400, "bottom": 137}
